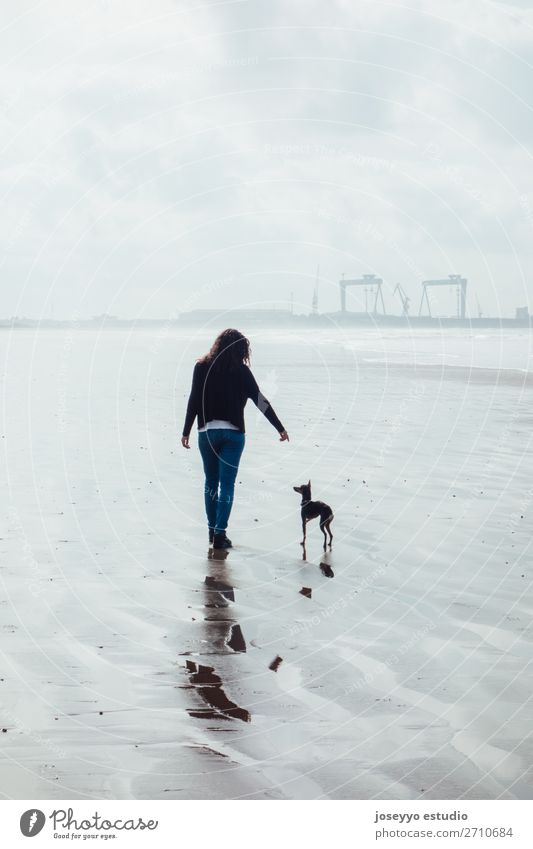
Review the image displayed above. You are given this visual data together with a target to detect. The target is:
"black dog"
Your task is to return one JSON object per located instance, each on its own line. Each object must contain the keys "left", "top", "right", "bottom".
{"left": 293, "top": 480, "right": 334, "bottom": 555}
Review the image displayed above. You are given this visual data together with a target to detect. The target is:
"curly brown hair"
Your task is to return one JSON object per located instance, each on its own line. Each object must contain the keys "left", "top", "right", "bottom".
{"left": 198, "top": 328, "right": 251, "bottom": 372}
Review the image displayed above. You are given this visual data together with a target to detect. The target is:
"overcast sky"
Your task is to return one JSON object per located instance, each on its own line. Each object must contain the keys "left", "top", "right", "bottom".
{"left": 1, "top": 0, "right": 533, "bottom": 319}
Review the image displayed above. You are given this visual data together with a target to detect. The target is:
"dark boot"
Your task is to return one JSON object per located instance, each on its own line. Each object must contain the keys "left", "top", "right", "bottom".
{"left": 209, "top": 528, "right": 214, "bottom": 544}
{"left": 213, "top": 532, "right": 232, "bottom": 550}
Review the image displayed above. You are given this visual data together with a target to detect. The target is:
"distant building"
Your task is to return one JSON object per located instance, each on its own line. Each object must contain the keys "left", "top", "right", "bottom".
{"left": 515, "top": 306, "right": 529, "bottom": 320}
{"left": 178, "top": 308, "right": 295, "bottom": 324}
{"left": 91, "top": 313, "right": 119, "bottom": 324}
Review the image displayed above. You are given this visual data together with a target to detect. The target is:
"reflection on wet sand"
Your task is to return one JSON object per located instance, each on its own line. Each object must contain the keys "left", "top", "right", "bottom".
{"left": 205, "top": 574, "right": 235, "bottom": 603}
{"left": 183, "top": 552, "right": 250, "bottom": 723}
{"left": 269, "top": 655, "right": 283, "bottom": 672}
{"left": 185, "top": 661, "right": 250, "bottom": 722}
{"left": 320, "top": 561, "right": 334, "bottom": 578}
{"left": 227, "top": 624, "right": 246, "bottom": 652}
{"left": 207, "top": 548, "right": 229, "bottom": 562}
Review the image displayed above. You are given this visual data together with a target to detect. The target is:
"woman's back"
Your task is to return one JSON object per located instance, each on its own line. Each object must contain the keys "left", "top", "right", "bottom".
{"left": 182, "top": 358, "right": 284, "bottom": 436}
{"left": 195, "top": 360, "right": 250, "bottom": 425}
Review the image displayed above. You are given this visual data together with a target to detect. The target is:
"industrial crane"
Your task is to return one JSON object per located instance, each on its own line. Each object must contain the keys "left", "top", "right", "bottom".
{"left": 339, "top": 274, "right": 386, "bottom": 315}
{"left": 393, "top": 283, "right": 411, "bottom": 316}
{"left": 418, "top": 275, "right": 467, "bottom": 319}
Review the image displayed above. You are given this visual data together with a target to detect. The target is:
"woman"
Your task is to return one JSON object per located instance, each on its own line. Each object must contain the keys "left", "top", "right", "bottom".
{"left": 181, "top": 328, "right": 289, "bottom": 549}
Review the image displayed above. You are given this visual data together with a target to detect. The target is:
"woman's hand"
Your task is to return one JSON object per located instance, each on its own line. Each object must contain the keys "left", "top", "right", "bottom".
{"left": 181, "top": 436, "right": 190, "bottom": 449}
{"left": 279, "top": 430, "right": 290, "bottom": 442}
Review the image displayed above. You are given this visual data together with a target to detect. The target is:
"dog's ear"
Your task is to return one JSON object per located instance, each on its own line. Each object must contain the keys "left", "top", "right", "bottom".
{"left": 308, "top": 479, "right": 311, "bottom": 487}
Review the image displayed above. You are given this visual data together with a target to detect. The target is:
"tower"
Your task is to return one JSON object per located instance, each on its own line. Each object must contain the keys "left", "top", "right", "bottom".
{"left": 312, "top": 265, "right": 320, "bottom": 315}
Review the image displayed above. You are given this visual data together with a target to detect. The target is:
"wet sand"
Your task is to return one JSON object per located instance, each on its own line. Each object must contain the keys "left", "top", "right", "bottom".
{"left": 0, "top": 327, "right": 532, "bottom": 799}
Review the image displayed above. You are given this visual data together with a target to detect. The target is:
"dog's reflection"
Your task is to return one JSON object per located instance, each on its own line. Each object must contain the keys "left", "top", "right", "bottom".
{"left": 319, "top": 551, "right": 335, "bottom": 578}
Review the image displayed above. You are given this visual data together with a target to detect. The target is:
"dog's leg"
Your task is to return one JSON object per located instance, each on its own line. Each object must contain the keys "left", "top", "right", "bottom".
{"left": 320, "top": 520, "right": 328, "bottom": 552}
{"left": 301, "top": 518, "right": 308, "bottom": 560}
{"left": 327, "top": 517, "right": 333, "bottom": 549}
{"left": 301, "top": 517, "right": 307, "bottom": 548}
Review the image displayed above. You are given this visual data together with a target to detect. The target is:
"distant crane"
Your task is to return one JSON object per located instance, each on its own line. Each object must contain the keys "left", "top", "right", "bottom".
{"left": 312, "top": 265, "right": 320, "bottom": 315}
{"left": 475, "top": 294, "right": 483, "bottom": 318}
{"left": 339, "top": 274, "right": 386, "bottom": 315}
{"left": 393, "top": 283, "right": 411, "bottom": 316}
{"left": 418, "top": 275, "right": 467, "bottom": 319}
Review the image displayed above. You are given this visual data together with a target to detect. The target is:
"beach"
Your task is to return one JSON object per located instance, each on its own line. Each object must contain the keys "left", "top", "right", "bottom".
{"left": 0, "top": 325, "right": 531, "bottom": 800}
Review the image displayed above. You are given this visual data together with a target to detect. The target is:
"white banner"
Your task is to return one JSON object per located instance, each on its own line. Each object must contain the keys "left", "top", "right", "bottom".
{"left": 1, "top": 800, "right": 531, "bottom": 848}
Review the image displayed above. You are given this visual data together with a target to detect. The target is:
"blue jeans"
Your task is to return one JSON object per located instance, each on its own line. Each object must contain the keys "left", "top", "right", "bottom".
{"left": 198, "top": 430, "right": 245, "bottom": 533}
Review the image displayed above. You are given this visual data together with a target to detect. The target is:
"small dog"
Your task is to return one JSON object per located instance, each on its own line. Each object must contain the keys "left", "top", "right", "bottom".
{"left": 293, "top": 480, "right": 334, "bottom": 555}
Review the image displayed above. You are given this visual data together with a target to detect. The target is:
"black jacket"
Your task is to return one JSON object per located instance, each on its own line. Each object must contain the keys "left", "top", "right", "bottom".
{"left": 182, "top": 361, "right": 284, "bottom": 437}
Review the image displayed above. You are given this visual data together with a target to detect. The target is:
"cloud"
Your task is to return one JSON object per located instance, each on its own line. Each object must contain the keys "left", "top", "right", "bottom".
{"left": 1, "top": 0, "right": 533, "bottom": 318}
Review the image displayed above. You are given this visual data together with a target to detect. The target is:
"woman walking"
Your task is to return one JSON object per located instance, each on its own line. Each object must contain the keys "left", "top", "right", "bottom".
{"left": 181, "top": 328, "right": 289, "bottom": 549}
